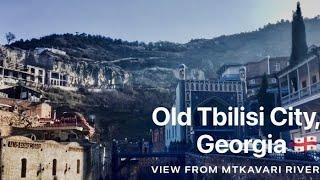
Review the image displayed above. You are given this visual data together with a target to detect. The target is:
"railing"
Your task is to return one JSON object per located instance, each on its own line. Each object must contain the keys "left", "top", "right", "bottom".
{"left": 282, "top": 81, "right": 320, "bottom": 106}
{"left": 185, "top": 80, "right": 242, "bottom": 92}
{"left": 311, "top": 82, "right": 320, "bottom": 95}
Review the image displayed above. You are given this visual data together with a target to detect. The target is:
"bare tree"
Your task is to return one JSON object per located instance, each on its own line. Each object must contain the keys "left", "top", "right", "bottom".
{"left": 5, "top": 32, "right": 16, "bottom": 44}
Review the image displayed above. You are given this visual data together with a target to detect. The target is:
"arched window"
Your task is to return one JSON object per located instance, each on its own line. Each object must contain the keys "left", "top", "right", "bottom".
{"left": 21, "top": 158, "right": 27, "bottom": 178}
{"left": 77, "top": 160, "right": 80, "bottom": 174}
{"left": 52, "top": 159, "right": 57, "bottom": 176}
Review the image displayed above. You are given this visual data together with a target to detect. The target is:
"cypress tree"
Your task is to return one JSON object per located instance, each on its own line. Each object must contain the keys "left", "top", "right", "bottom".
{"left": 290, "top": 2, "right": 308, "bottom": 65}
{"left": 258, "top": 74, "right": 279, "bottom": 139}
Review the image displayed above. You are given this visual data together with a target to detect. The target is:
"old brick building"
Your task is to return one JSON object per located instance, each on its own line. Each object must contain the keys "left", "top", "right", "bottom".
{"left": 0, "top": 96, "right": 110, "bottom": 179}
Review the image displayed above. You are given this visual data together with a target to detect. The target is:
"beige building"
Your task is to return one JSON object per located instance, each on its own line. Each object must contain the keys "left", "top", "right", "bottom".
{"left": 26, "top": 65, "right": 46, "bottom": 85}
{"left": 0, "top": 136, "right": 90, "bottom": 180}
{"left": 0, "top": 93, "right": 109, "bottom": 179}
{"left": 26, "top": 102, "right": 52, "bottom": 119}
{"left": 0, "top": 98, "right": 52, "bottom": 120}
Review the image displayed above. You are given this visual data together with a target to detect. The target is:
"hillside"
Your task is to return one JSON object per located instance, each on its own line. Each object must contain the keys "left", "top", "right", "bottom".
{"left": 11, "top": 17, "right": 320, "bottom": 78}
{"left": 6, "top": 16, "right": 320, "bottom": 139}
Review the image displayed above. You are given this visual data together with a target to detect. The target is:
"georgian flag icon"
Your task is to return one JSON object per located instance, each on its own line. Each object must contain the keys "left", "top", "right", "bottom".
{"left": 294, "top": 136, "right": 317, "bottom": 152}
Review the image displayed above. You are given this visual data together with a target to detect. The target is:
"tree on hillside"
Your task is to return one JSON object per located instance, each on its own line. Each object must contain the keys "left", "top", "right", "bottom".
{"left": 5, "top": 32, "right": 16, "bottom": 44}
{"left": 290, "top": 2, "right": 308, "bottom": 65}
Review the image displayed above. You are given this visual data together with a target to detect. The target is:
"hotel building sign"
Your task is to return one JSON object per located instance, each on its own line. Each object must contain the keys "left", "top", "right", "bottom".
{"left": 7, "top": 141, "right": 42, "bottom": 149}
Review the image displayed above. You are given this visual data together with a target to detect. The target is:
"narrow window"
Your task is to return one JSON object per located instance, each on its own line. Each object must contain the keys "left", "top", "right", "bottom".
{"left": 302, "top": 81, "right": 307, "bottom": 88}
{"left": 275, "top": 63, "right": 281, "bottom": 71}
{"left": 21, "top": 158, "right": 27, "bottom": 178}
{"left": 77, "top": 159, "right": 80, "bottom": 174}
{"left": 52, "top": 159, "right": 57, "bottom": 176}
{"left": 312, "top": 76, "right": 317, "bottom": 84}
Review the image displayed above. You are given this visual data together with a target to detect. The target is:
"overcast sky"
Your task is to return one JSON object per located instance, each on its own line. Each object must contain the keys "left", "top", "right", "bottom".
{"left": 1, "top": 0, "right": 320, "bottom": 44}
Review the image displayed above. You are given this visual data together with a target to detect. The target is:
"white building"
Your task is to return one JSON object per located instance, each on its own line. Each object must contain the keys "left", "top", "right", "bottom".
{"left": 35, "top": 47, "right": 66, "bottom": 56}
{"left": 165, "top": 65, "right": 187, "bottom": 149}
{"left": 26, "top": 65, "right": 46, "bottom": 85}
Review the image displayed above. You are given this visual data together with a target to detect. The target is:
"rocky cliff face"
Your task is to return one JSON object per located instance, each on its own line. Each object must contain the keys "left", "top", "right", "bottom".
{"left": 0, "top": 45, "right": 206, "bottom": 89}
{"left": 0, "top": 46, "right": 131, "bottom": 88}
{"left": 0, "top": 46, "right": 26, "bottom": 68}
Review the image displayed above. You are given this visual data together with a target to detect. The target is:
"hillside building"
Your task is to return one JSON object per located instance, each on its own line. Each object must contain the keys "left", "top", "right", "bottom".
{"left": 26, "top": 65, "right": 46, "bottom": 85}
{"left": 0, "top": 85, "right": 42, "bottom": 102}
{"left": 0, "top": 136, "right": 89, "bottom": 179}
{"left": 0, "top": 96, "right": 110, "bottom": 179}
{"left": 0, "top": 135, "right": 110, "bottom": 180}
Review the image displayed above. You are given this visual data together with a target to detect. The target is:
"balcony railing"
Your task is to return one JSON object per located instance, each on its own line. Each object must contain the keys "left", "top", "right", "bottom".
{"left": 282, "top": 81, "right": 320, "bottom": 106}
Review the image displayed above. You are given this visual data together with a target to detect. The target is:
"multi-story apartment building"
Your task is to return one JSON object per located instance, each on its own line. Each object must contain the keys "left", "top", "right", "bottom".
{"left": 26, "top": 65, "right": 46, "bottom": 85}
{"left": 217, "top": 57, "right": 289, "bottom": 137}
{"left": 245, "top": 56, "right": 289, "bottom": 98}
{"left": 217, "top": 57, "right": 289, "bottom": 98}
{"left": 0, "top": 65, "right": 74, "bottom": 89}
{"left": 47, "top": 70, "right": 70, "bottom": 87}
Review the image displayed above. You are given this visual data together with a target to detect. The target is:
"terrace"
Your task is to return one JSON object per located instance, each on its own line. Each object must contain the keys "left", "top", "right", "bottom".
{"left": 279, "top": 54, "right": 320, "bottom": 108}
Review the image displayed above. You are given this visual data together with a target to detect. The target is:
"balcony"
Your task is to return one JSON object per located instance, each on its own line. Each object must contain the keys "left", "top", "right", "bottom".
{"left": 282, "top": 81, "right": 320, "bottom": 106}
{"left": 279, "top": 54, "right": 320, "bottom": 108}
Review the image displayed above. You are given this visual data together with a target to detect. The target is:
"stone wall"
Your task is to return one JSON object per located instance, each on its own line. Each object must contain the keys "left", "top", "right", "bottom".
{"left": 0, "top": 136, "right": 90, "bottom": 180}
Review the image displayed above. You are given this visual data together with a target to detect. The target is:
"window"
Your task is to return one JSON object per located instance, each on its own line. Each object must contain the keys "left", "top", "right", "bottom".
{"left": 275, "top": 63, "right": 281, "bottom": 72}
{"left": 77, "top": 160, "right": 80, "bottom": 174}
{"left": 249, "top": 79, "right": 256, "bottom": 85}
{"left": 171, "top": 128, "right": 174, "bottom": 138}
{"left": 305, "top": 128, "right": 312, "bottom": 134}
{"left": 175, "top": 126, "right": 177, "bottom": 136}
{"left": 186, "top": 92, "right": 190, "bottom": 100}
{"left": 52, "top": 159, "right": 57, "bottom": 176}
{"left": 21, "top": 158, "right": 27, "bottom": 178}
{"left": 13, "top": 72, "right": 18, "bottom": 78}
{"left": 302, "top": 81, "right": 307, "bottom": 88}
{"left": 171, "top": 128, "right": 173, "bottom": 138}
{"left": 312, "top": 76, "right": 317, "bottom": 84}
